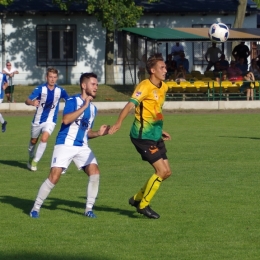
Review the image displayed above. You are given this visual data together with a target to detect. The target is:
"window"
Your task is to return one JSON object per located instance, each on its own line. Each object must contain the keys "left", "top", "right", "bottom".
{"left": 36, "top": 25, "right": 77, "bottom": 66}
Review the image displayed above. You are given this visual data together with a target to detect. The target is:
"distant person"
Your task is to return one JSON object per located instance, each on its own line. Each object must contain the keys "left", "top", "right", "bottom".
{"left": 176, "top": 52, "right": 190, "bottom": 73}
{"left": 109, "top": 53, "right": 172, "bottom": 219}
{"left": 174, "top": 64, "right": 186, "bottom": 83}
{"left": 138, "top": 54, "right": 147, "bottom": 82}
{"left": 215, "top": 70, "right": 228, "bottom": 83}
{"left": 249, "top": 59, "right": 260, "bottom": 80}
{"left": 29, "top": 72, "right": 110, "bottom": 219}
{"left": 235, "top": 57, "right": 248, "bottom": 74}
{"left": 171, "top": 42, "right": 184, "bottom": 61}
{"left": 240, "top": 71, "right": 255, "bottom": 100}
{"left": 2, "top": 61, "right": 19, "bottom": 103}
{"left": 0, "top": 72, "right": 8, "bottom": 132}
{"left": 219, "top": 54, "right": 229, "bottom": 71}
{"left": 204, "top": 42, "right": 223, "bottom": 71}
{"left": 25, "top": 67, "right": 69, "bottom": 172}
{"left": 165, "top": 54, "right": 177, "bottom": 79}
{"left": 227, "top": 60, "right": 243, "bottom": 81}
{"left": 213, "top": 62, "right": 224, "bottom": 80}
{"left": 232, "top": 42, "right": 250, "bottom": 68}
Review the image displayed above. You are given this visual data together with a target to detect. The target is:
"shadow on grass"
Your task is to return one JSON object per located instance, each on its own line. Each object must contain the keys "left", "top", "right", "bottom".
{"left": 0, "top": 160, "right": 28, "bottom": 169}
{"left": 0, "top": 195, "right": 139, "bottom": 218}
{"left": 219, "top": 136, "right": 260, "bottom": 140}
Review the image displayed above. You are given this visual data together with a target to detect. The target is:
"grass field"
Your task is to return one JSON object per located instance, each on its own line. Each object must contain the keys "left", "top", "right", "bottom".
{"left": 1, "top": 112, "right": 260, "bottom": 260}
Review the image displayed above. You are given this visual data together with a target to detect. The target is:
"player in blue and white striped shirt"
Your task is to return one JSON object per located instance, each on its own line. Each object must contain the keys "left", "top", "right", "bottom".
{"left": 0, "top": 72, "right": 8, "bottom": 132}
{"left": 30, "top": 72, "right": 110, "bottom": 219}
{"left": 25, "top": 67, "right": 69, "bottom": 171}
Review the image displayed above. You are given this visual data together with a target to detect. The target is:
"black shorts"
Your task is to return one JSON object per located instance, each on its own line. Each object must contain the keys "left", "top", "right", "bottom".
{"left": 130, "top": 137, "right": 168, "bottom": 164}
{"left": 5, "top": 85, "right": 14, "bottom": 94}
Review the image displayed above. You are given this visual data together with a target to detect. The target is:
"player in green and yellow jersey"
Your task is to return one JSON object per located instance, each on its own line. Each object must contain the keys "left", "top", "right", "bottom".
{"left": 109, "top": 53, "right": 172, "bottom": 219}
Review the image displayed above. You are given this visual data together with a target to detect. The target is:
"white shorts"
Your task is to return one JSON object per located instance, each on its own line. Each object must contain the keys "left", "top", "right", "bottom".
{"left": 51, "top": 144, "right": 98, "bottom": 170}
{"left": 0, "top": 99, "right": 3, "bottom": 104}
{"left": 31, "top": 122, "right": 56, "bottom": 138}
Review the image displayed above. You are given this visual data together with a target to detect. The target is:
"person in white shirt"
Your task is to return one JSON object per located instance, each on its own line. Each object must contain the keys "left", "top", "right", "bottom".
{"left": 2, "top": 61, "right": 19, "bottom": 102}
{"left": 29, "top": 72, "right": 110, "bottom": 219}
{"left": 171, "top": 42, "right": 184, "bottom": 61}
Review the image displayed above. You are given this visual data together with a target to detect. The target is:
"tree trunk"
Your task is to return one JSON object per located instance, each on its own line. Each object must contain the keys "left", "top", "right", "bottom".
{"left": 232, "top": 0, "right": 247, "bottom": 49}
{"left": 105, "top": 30, "right": 115, "bottom": 85}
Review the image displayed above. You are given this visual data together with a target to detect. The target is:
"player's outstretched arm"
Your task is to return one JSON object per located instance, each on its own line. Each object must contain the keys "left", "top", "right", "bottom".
{"left": 109, "top": 102, "right": 135, "bottom": 135}
{"left": 88, "top": 125, "right": 110, "bottom": 139}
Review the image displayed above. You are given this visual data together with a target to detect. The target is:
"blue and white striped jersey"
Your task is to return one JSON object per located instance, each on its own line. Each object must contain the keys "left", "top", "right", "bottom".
{"left": 28, "top": 83, "right": 69, "bottom": 124}
{"left": 0, "top": 73, "right": 8, "bottom": 99}
{"left": 55, "top": 94, "right": 97, "bottom": 146}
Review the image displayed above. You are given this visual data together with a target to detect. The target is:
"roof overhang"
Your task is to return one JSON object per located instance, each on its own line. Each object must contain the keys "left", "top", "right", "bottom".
{"left": 121, "top": 27, "right": 260, "bottom": 42}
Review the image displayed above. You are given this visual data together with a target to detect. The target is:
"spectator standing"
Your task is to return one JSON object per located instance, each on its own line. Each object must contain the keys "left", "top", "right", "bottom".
{"left": 137, "top": 54, "right": 147, "bottom": 82}
{"left": 204, "top": 42, "right": 223, "bottom": 71}
{"left": 25, "top": 67, "right": 69, "bottom": 172}
{"left": 2, "top": 61, "right": 19, "bottom": 103}
{"left": 171, "top": 42, "right": 184, "bottom": 61}
{"left": 176, "top": 52, "right": 190, "bottom": 73}
{"left": 0, "top": 72, "right": 8, "bottom": 132}
{"left": 232, "top": 42, "right": 250, "bottom": 67}
{"left": 165, "top": 54, "right": 177, "bottom": 79}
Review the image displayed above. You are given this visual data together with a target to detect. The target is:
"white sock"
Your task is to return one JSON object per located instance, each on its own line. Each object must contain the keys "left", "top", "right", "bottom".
{"left": 32, "top": 178, "right": 55, "bottom": 212}
{"left": 34, "top": 141, "right": 47, "bottom": 162}
{"left": 86, "top": 174, "right": 100, "bottom": 212}
{"left": 28, "top": 142, "right": 35, "bottom": 158}
{"left": 0, "top": 114, "right": 4, "bottom": 124}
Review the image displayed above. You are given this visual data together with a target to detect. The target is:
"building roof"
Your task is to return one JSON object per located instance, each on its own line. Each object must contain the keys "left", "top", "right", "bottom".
{"left": 122, "top": 27, "right": 260, "bottom": 42}
{"left": 0, "top": 0, "right": 257, "bottom": 15}
{"left": 136, "top": 0, "right": 257, "bottom": 14}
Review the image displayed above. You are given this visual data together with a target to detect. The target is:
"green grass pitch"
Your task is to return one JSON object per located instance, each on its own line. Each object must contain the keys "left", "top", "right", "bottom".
{"left": 0, "top": 111, "right": 260, "bottom": 260}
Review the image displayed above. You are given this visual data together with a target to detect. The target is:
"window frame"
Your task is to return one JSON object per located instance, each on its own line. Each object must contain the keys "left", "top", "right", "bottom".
{"left": 36, "top": 24, "right": 77, "bottom": 66}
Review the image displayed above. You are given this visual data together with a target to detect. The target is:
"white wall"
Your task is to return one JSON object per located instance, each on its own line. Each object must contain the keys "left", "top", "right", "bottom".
{"left": 1, "top": 14, "right": 106, "bottom": 86}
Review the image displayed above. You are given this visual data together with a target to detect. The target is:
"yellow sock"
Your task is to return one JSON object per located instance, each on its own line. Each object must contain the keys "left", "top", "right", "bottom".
{"left": 139, "top": 174, "right": 162, "bottom": 209}
{"left": 133, "top": 180, "right": 149, "bottom": 202}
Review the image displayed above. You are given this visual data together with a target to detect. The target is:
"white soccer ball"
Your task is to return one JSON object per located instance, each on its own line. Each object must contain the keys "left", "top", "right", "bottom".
{"left": 208, "top": 22, "right": 229, "bottom": 43}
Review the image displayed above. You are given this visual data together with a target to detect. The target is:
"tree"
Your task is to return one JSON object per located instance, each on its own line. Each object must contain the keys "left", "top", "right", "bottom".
{"left": 232, "top": 0, "right": 248, "bottom": 52}
{"left": 252, "top": 0, "right": 260, "bottom": 8}
{"left": 0, "top": 0, "right": 13, "bottom": 5}
{"left": 53, "top": 0, "right": 158, "bottom": 84}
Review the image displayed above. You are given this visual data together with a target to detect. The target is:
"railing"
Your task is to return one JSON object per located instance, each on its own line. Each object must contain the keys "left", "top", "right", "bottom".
{"left": 166, "top": 80, "right": 260, "bottom": 101}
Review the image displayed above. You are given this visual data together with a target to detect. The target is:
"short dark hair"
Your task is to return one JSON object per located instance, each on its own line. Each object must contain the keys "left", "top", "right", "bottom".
{"left": 146, "top": 53, "right": 164, "bottom": 75}
{"left": 80, "top": 72, "right": 97, "bottom": 85}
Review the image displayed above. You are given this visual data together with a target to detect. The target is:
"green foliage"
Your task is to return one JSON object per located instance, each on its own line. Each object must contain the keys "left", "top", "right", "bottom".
{"left": 1, "top": 112, "right": 260, "bottom": 259}
{"left": 53, "top": 0, "right": 159, "bottom": 30}
{"left": 0, "top": 0, "right": 13, "bottom": 6}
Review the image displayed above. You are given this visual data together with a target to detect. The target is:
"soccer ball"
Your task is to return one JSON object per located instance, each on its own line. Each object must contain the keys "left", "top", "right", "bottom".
{"left": 208, "top": 23, "right": 229, "bottom": 43}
